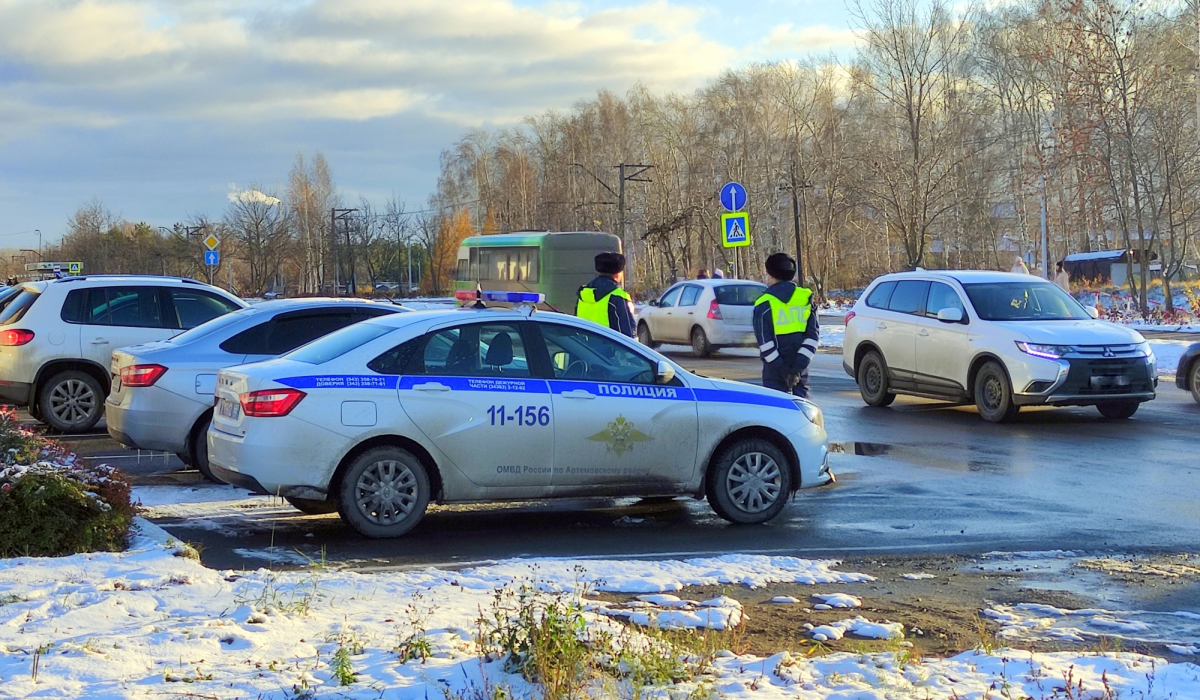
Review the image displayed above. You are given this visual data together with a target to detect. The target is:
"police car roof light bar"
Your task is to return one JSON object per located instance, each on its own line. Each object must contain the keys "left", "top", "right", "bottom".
{"left": 453, "top": 289, "right": 545, "bottom": 309}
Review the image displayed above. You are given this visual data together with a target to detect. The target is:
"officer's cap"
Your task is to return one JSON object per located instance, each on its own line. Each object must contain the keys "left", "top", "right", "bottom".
{"left": 595, "top": 252, "right": 626, "bottom": 275}
{"left": 765, "top": 253, "right": 796, "bottom": 280}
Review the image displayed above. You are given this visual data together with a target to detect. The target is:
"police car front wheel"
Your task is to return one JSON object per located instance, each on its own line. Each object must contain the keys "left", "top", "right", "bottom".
{"left": 706, "top": 438, "right": 793, "bottom": 524}
{"left": 336, "top": 447, "right": 431, "bottom": 538}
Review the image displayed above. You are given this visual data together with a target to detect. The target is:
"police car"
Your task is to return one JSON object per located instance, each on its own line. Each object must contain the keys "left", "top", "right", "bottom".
{"left": 207, "top": 292, "right": 833, "bottom": 538}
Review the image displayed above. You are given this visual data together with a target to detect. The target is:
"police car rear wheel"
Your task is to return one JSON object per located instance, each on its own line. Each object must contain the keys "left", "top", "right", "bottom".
{"left": 691, "top": 327, "right": 712, "bottom": 357}
{"left": 706, "top": 438, "right": 792, "bottom": 524}
{"left": 286, "top": 496, "right": 340, "bottom": 515}
{"left": 337, "top": 447, "right": 430, "bottom": 538}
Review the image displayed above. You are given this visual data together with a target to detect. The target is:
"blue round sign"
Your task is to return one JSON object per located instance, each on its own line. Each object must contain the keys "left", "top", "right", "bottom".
{"left": 720, "top": 182, "right": 747, "bottom": 212}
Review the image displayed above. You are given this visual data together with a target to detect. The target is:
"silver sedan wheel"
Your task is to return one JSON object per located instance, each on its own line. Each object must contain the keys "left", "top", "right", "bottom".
{"left": 49, "top": 379, "right": 97, "bottom": 427}
{"left": 725, "top": 451, "right": 783, "bottom": 513}
{"left": 354, "top": 459, "right": 418, "bottom": 525}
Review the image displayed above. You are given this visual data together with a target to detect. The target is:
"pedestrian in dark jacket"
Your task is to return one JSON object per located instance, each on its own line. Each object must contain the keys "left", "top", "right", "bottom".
{"left": 753, "top": 253, "right": 819, "bottom": 398}
{"left": 576, "top": 252, "right": 635, "bottom": 337}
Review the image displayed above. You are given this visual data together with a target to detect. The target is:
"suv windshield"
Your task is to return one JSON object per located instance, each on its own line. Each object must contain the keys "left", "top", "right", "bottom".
{"left": 962, "top": 282, "right": 1090, "bottom": 321}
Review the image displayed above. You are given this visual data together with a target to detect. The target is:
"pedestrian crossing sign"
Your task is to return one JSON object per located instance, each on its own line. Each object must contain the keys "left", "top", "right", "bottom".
{"left": 721, "top": 212, "right": 750, "bottom": 248}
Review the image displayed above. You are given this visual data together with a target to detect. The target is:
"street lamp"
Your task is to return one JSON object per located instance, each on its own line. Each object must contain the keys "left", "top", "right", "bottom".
{"left": 34, "top": 230, "right": 41, "bottom": 260}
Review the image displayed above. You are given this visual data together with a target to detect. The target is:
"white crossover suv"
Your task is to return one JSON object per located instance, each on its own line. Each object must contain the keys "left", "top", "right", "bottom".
{"left": 0, "top": 276, "right": 246, "bottom": 432}
{"left": 637, "top": 279, "right": 768, "bottom": 357}
{"left": 843, "top": 271, "right": 1156, "bottom": 422}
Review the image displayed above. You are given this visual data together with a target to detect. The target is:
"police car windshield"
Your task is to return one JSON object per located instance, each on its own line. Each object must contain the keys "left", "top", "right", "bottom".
{"left": 285, "top": 321, "right": 394, "bottom": 364}
{"left": 169, "top": 307, "right": 260, "bottom": 344}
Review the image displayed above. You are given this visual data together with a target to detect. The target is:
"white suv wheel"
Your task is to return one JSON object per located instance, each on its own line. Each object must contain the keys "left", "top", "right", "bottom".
{"left": 40, "top": 370, "right": 103, "bottom": 433}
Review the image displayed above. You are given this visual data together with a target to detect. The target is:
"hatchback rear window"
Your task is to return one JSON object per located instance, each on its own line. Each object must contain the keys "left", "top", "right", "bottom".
{"left": 0, "top": 290, "right": 39, "bottom": 326}
{"left": 285, "top": 321, "right": 395, "bottom": 365}
{"left": 714, "top": 284, "right": 767, "bottom": 306}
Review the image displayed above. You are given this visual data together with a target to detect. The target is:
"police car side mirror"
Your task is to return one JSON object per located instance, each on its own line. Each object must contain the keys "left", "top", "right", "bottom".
{"left": 936, "top": 307, "right": 964, "bottom": 324}
{"left": 656, "top": 360, "right": 675, "bottom": 385}
{"left": 1085, "top": 305, "right": 1100, "bottom": 319}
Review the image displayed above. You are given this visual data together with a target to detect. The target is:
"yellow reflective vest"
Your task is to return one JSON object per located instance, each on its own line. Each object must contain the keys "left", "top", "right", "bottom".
{"left": 755, "top": 286, "right": 813, "bottom": 335}
{"left": 576, "top": 286, "right": 632, "bottom": 329}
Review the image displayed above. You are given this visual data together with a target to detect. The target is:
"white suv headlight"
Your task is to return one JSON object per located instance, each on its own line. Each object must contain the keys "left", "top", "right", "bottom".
{"left": 794, "top": 399, "right": 824, "bottom": 429}
{"left": 1135, "top": 341, "right": 1152, "bottom": 357}
{"left": 1016, "top": 341, "right": 1074, "bottom": 359}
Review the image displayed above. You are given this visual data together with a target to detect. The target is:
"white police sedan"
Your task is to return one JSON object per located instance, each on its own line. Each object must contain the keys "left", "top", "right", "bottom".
{"left": 208, "top": 292, "right": 833, "bottom": 538}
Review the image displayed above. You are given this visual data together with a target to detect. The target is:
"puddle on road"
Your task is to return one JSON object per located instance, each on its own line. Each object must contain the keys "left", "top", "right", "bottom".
{"left": 829, "top": 442, "right": 1006, "bottom": 473}
{"left": 969, "top": 551, "right": 1200, "bottom": 655}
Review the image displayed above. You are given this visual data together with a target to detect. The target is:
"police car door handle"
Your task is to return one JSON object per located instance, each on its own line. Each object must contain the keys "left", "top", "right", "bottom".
{"left": 561, "top": 390, "right": 596, "bottom": 400}
{"left": 917, "top": 329, "right": 929, "bottom": 337}
{"left": 413, "top": 382, "right": 450, "bottom": 392}
{"left": 875, "top": 322, "right": 887, "bottom": 330}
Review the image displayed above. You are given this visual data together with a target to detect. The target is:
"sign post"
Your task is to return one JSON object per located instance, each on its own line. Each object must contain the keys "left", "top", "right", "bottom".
{"left": 719, "top": 182, "right": 749, "bottom": 277}
{"left": 203, "top": 234, "right": 220, "bottom": 285}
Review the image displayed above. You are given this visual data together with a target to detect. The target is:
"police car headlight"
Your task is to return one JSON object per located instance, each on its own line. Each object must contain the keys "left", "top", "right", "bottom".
{"left": 794, "top": 399, "right": 824, "bottom": 429}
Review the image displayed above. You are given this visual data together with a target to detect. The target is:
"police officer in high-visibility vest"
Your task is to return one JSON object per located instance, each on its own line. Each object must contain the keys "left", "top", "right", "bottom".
{"left": 576, "top": 252, "right": 635, "bottom": 337}
{"left": 753, "top": 253, "right": 819, "bottom": 398}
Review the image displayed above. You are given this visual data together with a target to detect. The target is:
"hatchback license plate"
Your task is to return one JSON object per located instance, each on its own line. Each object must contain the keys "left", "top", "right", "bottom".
{"left": 218, "top": 399, "right": 241, "bottom": 420}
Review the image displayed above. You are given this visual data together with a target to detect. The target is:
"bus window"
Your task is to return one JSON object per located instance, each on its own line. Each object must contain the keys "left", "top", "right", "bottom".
{"left": 475, "top": 247, "right": 539, "bottom": 283}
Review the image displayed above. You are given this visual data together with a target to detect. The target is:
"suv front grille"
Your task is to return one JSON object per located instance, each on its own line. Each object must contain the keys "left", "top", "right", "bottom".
{"left": 1059, "top": 358, "right": 1153, "bottom": 396}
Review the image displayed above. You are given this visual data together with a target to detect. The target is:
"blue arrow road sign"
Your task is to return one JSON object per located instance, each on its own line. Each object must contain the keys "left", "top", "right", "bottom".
{"left": 205, "top": 250, "right": 220, "bottom": 266}
{"left": 721, "top": 212, "right": 750, "bottom": 248}
{"left": 720, "top": 182, "right": 747, "bottom": 212}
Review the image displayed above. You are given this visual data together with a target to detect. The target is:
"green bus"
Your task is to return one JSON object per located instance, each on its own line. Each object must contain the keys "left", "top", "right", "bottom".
{"left": 454, "top": 231, "right": 621, "bottom": 312}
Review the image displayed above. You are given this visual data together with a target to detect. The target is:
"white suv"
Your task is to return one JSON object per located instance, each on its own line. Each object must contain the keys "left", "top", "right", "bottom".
{"left": 0, "top": 276, "right": 246, "bottom": 432}
{"left": 844, "top": 271, "right": 1156, "bottom": 422}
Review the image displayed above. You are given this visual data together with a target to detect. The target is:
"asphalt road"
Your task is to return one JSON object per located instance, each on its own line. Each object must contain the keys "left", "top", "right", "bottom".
{"left": 58, "top": 342, "right": 1190, "bottom": 572}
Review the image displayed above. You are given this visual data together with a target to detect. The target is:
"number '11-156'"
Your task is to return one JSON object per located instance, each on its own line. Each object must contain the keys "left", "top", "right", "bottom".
{"left": 487, "top": 405, "right": 550, "bottom": 426}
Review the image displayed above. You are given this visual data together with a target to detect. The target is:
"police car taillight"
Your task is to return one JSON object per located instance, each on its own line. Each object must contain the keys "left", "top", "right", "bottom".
{"left": 707, "top": 300, "right": 722, "bottom": 320}
{"left": 120, "top": 364, "right": 167, "bottom": 387}
{"left": 0, "top": 329, "right": 34, "bottom": 346}
{"left": 240, "top": 389, "right": 305, "bottom": 417}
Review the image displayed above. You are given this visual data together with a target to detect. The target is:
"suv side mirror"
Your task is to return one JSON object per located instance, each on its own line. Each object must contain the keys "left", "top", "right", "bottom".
{"left": 656, "top": 360, "right": 676, "bottom": 385}
{"left": 1085, "top": 305, "right": 1100, "bottom": 319}
{"left": 936, "top": 307, "right": 964, "bottom": 323}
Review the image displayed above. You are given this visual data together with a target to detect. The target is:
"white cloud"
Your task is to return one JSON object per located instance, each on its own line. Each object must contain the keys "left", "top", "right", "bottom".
{"left": 760, "top": 23, "right": 860, "bottom": 55}
{"left": 0, "top": 0, "right": 175, "bottom": 64}
{"left": 227, "top": 188, "right": 281, "bottom": 206}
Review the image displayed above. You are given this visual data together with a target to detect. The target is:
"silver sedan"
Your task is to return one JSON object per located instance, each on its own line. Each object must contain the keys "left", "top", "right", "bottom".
{"left": 106, "top": 298, "right": 406, "bottom": 484}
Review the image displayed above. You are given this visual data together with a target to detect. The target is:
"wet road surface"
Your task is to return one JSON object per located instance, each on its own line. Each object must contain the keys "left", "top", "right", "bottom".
{"left": 92, "top": 348, "right": 1200, "bottom": 572}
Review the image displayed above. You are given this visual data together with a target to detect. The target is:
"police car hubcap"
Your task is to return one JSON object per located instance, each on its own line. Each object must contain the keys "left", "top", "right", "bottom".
{"left": 355, "top": 460, "right": 417, "bottom": 525}
{"left": 726, "top": 452, "right": 782, "bottom": 513}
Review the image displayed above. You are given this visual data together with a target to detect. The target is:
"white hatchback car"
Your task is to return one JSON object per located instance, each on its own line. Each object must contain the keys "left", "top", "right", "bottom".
{"left": 637, "top": 279, "right": 768, "bottom": 356}
{"left": 0, "top": 276, "right": 246, "bottom": 432}
{"left": 844, "top": 271, "right": 1156, "bottom": 422}
{"left": 207, "top": 300, "right": 832, "bottom": 537}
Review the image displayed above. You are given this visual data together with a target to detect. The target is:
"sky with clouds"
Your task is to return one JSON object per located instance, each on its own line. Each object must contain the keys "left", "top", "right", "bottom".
{"left": 0, "top": 0, "right": 859, "bottom": 249}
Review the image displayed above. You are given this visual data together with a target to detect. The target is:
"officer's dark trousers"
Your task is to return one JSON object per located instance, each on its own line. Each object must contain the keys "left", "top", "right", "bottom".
{"left": 762, "top": 356, "right": 810, "bottom": 398}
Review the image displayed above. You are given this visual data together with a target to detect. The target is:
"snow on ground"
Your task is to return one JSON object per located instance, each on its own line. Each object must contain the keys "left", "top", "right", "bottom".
{"left": 659, "top": 325, "right": 845, "bottom": 358}
{"left": 812, "top": 593, "right": 862, "bottom": 609}
{"left": 902, "top": 572, "right": 937, "bottom": 580}
{"left": 1, "top": 524, "right": 1197, "bottom": 699}
{"left": 588, "top": 595, "right": 744, "bottom": 630}
{"left": 984, "top": 602, "right": 1200, "bottom": 650}
{"left": 1151, "top": 339, "right": 1194, "bottom": 375}
{"left": 806, "top": 616, "right": 905, "bottom": 641}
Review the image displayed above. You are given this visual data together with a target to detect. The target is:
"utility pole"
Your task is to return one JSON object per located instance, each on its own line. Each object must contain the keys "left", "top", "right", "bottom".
{"left": 331, "top": 208, "right": 358, "bottom": 296}
{"left": 1040, "top": 175, "right": 1050, "bottom": 280}
{"left": 781, "top": 160, "right": 812, "bottom": 284}
{"left": 572, "top": 163, "right": 653, "bottom": 284}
